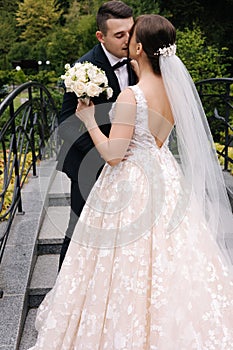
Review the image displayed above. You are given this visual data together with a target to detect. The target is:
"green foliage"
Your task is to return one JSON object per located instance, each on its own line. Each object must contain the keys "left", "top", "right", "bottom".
{"left": 73, "top": 15, "right": 97, "bottom": 58}
{"left": 8, "top": 42, "right": 36, "bottom": 63}
{"left": 0, "top": 11, "right": 18, "bottom": 70}
{"left": 0, "top": 12, "right": 17, "bottom": 56}
{"left": 47, "top": 13, "right": 97, "bottom": 75}
{"left": 176, "top": 26, "right": 229, "bottom": 82}
{"left": 159, "top": 0, "right": 233, "bottom": 75}
{"left": 54, "top": 0, "right": 71, "bottom": 14}
{"left": 125, "top": 0, "right": 160, "bottom": 17}
{"left": 12, "top": 69, "right": 28, "bottom": 85}
{"left": 28, "top": 70, "right": 58, "bottom": 85}
{"left": 176, "top": 26, "right": 232, "bottom": 144}
{"left": 0, "top": 69, "right": 27, "bottom": 87}
{"left": 0, "top": 70, "right": 13, "bottom": 86}
{"left": 0, "top": 0, "right": 19, "bottom": 14}
{"left": 159, "top": 0, "right": 204, "bottom": 28}
{"left": 16, "top": 0, "right": 63, "bottom": 43}
{"left": 0, "top": 0, "right": 232, "bottom": 90}
{"left": 48, "top": 88, "right": 64, "bottom": 111}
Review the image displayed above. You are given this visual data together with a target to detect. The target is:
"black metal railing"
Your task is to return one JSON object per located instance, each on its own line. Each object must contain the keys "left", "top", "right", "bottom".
{"left": 0, "top": 82, "right": 60, "bottom": 281}
{"left": 196, "top": 78, "right": 233, "bottom": 171}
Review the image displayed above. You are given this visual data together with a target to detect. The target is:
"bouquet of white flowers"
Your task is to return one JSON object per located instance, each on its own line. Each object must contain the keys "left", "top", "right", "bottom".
{"left": 61, "top": 61, "right": 113, "bottom": 105}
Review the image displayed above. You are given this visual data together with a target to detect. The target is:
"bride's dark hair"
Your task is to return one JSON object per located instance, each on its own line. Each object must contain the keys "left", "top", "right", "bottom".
{"left": 133, "top": 14, "right": 176, "bottom": 74}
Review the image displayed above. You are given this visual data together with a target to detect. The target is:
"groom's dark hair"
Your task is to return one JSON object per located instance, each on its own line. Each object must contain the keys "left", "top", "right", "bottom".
{"left": 97, "top": 1, "right": 133, "bottom": 34}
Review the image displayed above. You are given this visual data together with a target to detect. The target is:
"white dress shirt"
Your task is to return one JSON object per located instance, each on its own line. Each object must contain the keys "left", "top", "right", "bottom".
{"left": 101, "top": 44, "right": 129, "bottom": 91}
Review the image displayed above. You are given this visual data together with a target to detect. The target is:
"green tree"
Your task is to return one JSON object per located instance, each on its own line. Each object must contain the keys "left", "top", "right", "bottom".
{"left": 47, "top": 1, "right": 97, "bottom": 75}
{"left": 16, "top": 0, "right": 63, "bottom": 43}
{"left": 176, "top": 26, "right": 229, "bottom": 82}
{"left": 0, "top": 12, "right": 17, "bottom": 69}
{"left": 125, "top": 0, "right": 160, "bottom": 17}
{"left": 54, "top": 0, "right": 102, "bottom": 24}
{"left": 8, "top": 42, "right": 36, "bottom": 62}
{"left": 1, "top": 0, "right": 232, "bottom": 87}
{"left": 0, "top": 0, "right": 19, "bottom": 14}
{"left": 159, "top": 0, "right": 233, "bottom": 75}
{"left": 54, "top": 0, "right": 71, "bottom": 13}
{"left": 159, "top": 0, "right": 204, "bottom": 28}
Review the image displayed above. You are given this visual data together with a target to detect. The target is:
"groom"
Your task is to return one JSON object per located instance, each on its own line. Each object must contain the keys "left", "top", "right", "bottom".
{"left": 57, "top": 0, "right": 136, "bottom": 269}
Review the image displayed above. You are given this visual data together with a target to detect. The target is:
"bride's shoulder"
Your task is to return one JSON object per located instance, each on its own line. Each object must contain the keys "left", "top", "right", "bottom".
{"left": 116, "top": 87, "right": 137, "bottom": 105}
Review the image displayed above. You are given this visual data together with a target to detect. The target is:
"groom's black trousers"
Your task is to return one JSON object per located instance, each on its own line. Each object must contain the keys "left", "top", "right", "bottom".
{"left": 58, "top": 180, "right": 85, "bottom": 271}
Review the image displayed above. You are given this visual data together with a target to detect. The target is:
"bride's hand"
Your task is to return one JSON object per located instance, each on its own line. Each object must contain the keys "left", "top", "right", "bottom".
{"left": 75, "top": 99, "right": 95, "bottom": 129}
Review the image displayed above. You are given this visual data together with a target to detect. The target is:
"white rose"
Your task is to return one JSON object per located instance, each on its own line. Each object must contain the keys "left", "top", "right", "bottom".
{"left": 68, "top": 71, "right": 80, "bottom": 83}
{"left": 87, "top": 66, "right": 98, "bottom": 80}
{"left": 74, "top": 62, "right": 82, "bottom": 69}
{"left": 86, "top": 82, "right": 102, "bottom": 97}
{"left": 73, "top": 81, "right": 86, "bottom": 97}
{"left": 64, "top": 63, "right": 70, "bottom": 70}
{"left": 106, "top": 87, "right": 113, "bottom": 99}
{"left": 85, "top": 62, "right": 94, "bottom": 70}
{"left": 63, "top": 76, "right": 74, "bottom": 91}
{"left": 92, "top": 72, "right": 108, "bottom": 86}
{"left": 78, "top": 71, "right": 88, "bottom": 83}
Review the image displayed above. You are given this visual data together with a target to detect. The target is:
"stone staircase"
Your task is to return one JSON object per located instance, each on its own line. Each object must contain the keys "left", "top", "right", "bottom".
{"left": 0, "top": 159, "right": 70, "bottom": 350}
{"left": 19, "top": 168, "right": 71, "bottom": 350}
{"left": 0, "top": 158, "right": 233, "bottom": 350}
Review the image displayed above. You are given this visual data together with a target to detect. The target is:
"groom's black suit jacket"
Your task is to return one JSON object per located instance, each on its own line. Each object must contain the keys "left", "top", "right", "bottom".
{"left": 57, "top": 43, "right": 137, "bottom": 186}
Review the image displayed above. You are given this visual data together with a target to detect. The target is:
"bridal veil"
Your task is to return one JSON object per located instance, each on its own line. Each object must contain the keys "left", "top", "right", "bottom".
{"left": 160, "top": 50, "right": 233, "bottom": 273}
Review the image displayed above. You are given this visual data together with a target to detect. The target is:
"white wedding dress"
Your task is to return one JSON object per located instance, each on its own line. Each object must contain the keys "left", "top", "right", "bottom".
{"left": 29, "top": 85, "right": 233, "bottom": 350}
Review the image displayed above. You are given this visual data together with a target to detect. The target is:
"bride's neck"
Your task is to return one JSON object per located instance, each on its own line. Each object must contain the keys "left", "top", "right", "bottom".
{"left": 137, "top": 60, "right": 159, "bottom": 84}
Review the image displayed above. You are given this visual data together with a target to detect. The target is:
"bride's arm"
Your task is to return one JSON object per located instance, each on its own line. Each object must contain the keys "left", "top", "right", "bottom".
{"left": 76, "top": 88, "right": 136, "bottom": 166}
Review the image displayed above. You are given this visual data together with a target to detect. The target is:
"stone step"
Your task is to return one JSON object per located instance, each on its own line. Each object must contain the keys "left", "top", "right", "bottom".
{"left": 19, "top": 254, "right": 59, "bottom": 349}
{"left": 28, "top": 254, "right": 59, "bottom": 308}
{"left": 17, "top": 171, "right": 70, "bottom": 350}
{"left": 36, "top": 205, "right": 70, "bottom": 254}
{"left": 38, "top": 206, "right": 70, "bottom": 245}
{"left": 18, "top": 308, "right": 38, "bottom": 350}
{"left": 48, "top": 171, "right": 71, "bottom": 207}
{"left": 0, "top": 159, "right": 59, "bottom": 350}
{"left": 49, "top": 170, "right": 70, "bottom": 196}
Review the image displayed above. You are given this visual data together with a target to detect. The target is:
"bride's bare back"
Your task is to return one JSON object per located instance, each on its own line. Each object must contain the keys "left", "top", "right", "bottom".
{"left": 138, "top": 77, "right": 174, "bottom": 148}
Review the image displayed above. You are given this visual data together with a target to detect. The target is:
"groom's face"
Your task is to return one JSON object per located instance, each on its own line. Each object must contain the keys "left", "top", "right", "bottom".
{"left": 96, "top": 17, "right": 134, "bottom": 59}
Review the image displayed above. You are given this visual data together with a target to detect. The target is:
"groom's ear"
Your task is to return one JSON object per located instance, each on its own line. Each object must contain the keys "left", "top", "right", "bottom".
{"left": 96, "top": 31, "right": 104, "bottom": 44}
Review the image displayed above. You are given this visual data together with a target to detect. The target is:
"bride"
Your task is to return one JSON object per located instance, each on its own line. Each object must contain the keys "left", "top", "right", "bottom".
{"left": 29, "top": 14, "right": 233, "bottom": 349}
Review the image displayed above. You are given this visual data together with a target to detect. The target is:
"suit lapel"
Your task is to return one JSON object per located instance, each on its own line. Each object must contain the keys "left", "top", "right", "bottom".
{"left": 93, "top": 45, "right": 121, "bottom": 100}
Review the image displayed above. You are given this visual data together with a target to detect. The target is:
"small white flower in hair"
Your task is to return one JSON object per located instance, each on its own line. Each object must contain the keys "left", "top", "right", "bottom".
{"left": 154, "top": 44, "right": 176, "bottom": 57}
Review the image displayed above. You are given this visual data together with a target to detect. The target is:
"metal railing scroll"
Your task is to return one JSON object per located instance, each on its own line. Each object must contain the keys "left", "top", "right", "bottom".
{"left": 0, "top": 82, "right": 60, "bottom": 292}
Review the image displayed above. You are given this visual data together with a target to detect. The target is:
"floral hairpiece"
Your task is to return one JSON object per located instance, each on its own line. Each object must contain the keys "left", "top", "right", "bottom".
{"left": 154, "top": 43, "right": 176, "bottom": 57}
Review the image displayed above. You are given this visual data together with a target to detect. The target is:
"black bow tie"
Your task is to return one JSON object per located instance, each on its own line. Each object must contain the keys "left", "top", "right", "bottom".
{"left": 112, "top": 59, "right": 129, "bottom": 70}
